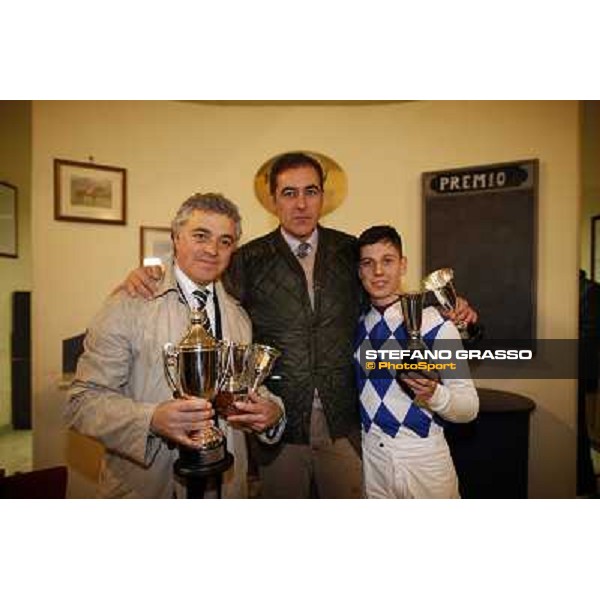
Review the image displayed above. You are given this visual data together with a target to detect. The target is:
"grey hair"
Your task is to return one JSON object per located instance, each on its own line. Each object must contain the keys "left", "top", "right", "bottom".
{"left": 171, "top": 192, "right": 242, "bottom": 240}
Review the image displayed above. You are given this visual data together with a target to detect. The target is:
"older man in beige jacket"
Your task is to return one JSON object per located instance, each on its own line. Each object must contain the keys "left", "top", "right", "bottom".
{"left": 66, "top": 193, "right": 284, "bottom": 498}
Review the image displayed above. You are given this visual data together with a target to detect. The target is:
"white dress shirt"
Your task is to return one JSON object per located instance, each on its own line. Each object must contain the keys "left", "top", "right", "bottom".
{"left": 280, "top": 226, "right": 319, "bottom": 257}
{"left": 174, "top": 263, "right": 216, "bottom": 333}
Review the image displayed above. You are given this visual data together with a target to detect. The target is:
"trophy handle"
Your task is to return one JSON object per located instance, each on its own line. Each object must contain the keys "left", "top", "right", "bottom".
{"left": 162, "top": 342, "right": 182, "bottom": 397}
{"left": 215, "top": 340, "right": 230, "bottom": 392}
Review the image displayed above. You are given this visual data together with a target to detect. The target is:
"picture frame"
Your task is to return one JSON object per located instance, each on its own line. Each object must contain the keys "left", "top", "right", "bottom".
{"left": 140, "top": 226, "right": 172, "bottom": 266}
{"left": 0, "top": 181, "right": 18, "bottom": 258}
{"left": 54, "top": 159, "right": 127, "bottom": 225}
{"left": 592, "top": 215, "right": 600, "bottom": 282}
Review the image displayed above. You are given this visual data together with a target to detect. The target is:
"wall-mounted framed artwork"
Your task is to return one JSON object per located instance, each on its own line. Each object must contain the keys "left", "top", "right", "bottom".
{"left": 0, "top": 181, "right": 18, "bottom": 258}
{"left": 140, "top": 226, "right": 172, "bottom": 266}
{"left": 54, "top": 159, "right": 127, "bottom": 225}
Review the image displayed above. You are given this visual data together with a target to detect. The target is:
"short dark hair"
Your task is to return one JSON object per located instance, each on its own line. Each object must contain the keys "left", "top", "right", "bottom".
{"left": 268, "top": 152, "right": 324, "bottom": 195}
{"left": 357, "top": 225, "right": 403, "bottom": 256}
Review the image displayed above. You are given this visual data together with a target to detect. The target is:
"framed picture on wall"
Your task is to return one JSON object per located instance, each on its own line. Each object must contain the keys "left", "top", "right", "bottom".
{"left": 140, "top": 226, "right": 172, "bottom": 266}
{"left": 54, "top": 159, "right": 127, "bottom": 225}
{"left": 592, "top": 215, "right": 600, "bottom": 282}
{"left": 0, "top": 181, "right": 18, "bottom": 258}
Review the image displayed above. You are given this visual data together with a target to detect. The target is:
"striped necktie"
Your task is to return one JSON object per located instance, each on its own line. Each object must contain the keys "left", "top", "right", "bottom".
{"left": 193, "top": 288, "right": 212, "bottom": 335}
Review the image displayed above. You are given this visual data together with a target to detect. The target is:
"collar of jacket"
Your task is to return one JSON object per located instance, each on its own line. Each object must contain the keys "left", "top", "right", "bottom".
{"left": 271, "top": 224, "right": 334, "bottom": 282}
{"left": 152, "top": 260, "right": 185, "bottom": 304}
{"left": 153, "top": 260, "right": 241, "bottom": 314}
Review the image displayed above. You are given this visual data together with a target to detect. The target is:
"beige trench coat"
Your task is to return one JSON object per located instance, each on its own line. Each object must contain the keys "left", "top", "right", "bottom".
{"left": 67, "top": 264, "right": 271, "bottom": 498}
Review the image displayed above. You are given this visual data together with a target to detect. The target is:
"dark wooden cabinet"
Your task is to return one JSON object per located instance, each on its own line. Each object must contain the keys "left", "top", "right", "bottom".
{"left": 445, "top": 388, "right": 535, "bottom": 498}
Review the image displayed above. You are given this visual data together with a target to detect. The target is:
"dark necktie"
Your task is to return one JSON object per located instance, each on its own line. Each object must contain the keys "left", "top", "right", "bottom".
{"left": 296, "top": 242, "right": 311, "bottom": 259}
{"left": 193, "top": 288, "right": 212, "bottom": 335}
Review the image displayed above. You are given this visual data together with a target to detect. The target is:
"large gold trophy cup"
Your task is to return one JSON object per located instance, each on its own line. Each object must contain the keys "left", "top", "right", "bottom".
{"left": 163, "top": 309, "right": 282, "bottom": 496}
{"left": 163, "top": 308, "right": 233, "bottom": 480}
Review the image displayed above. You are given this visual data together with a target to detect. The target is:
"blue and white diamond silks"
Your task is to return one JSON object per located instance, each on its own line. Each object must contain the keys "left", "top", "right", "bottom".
{"left": 354, "top": 301, "right": 448, "bottom": 439}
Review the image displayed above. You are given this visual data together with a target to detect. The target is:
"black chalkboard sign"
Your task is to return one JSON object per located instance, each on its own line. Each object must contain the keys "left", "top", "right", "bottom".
{"left": 423, "top": 160, "right": 538, "bottom": 341}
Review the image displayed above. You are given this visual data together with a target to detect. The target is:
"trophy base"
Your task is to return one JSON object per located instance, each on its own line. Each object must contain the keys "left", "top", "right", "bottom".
{"left": 174, "top": 451, "right": 234, "bottom": 479}
{"left": 175, "top": 441, "right": 232, "bottom": 474}
{"left": 397, "top": 368, "right": 441, "bottom": 404}
{"left": 174, "top": 451, "right": 234, "bottom": 499}
{"left": 460, "top": 322, "right": 483, "bottom": 344}
{"left": 407, "top": 338, "right": 427, "bottom": 352}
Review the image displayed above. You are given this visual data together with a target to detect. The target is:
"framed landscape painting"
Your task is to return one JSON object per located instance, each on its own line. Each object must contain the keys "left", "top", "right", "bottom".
{"left": 54, "top": 159, "right": 127, "bottom": 225}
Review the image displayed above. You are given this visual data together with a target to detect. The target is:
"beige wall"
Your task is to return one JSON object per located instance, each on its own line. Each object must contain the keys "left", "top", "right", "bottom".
{"left": 580, "top": 101, "right": 600, "bottom": 275}
{"left": 30, "top": 100, "right": 580, "bottom": 497}
{"left": 0, "top": 101, "right": 32, "bottom": 428}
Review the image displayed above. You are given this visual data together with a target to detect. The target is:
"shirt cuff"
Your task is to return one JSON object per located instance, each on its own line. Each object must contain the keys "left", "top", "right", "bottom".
{"left": 257, "top": 414, "right": 286, "bottom": 445}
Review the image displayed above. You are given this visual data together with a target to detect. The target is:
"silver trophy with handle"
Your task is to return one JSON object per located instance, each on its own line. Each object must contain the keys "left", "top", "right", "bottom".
{"left": 422, "top": 267, "right": 470, "bottom": 339}
{"left": 399, "top": 289, "right": 441, "bottom": 403}
{"left": 214, "top": 341, "right": 281, "bottom": 417}
{"left": 400, "top": 290, "right": 427, "bottom": 351}
{"left": 163, "top": 307, "right": 232, "bottom": 476}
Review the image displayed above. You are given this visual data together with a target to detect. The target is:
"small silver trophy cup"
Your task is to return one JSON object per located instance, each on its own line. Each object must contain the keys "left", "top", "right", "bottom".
{"left": 214, "top": 341, "right": 251, "bottom": 417}
{"left": 400, "top": 291, "right": 426, "bottom": 351}
{"left": 422, "top": 267, "right": 468, "bottom": 337}
{"left": 163, "top": 308, "right": 231, "bottom": 474}
{"left": 214, "top": 342, "right": 281, "bottom": 416}
{"left": 399, "top": 290, "right": 441, "bottom": 404}
{"left": 247, "top": 344, "right": 282, "bottom": 393}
